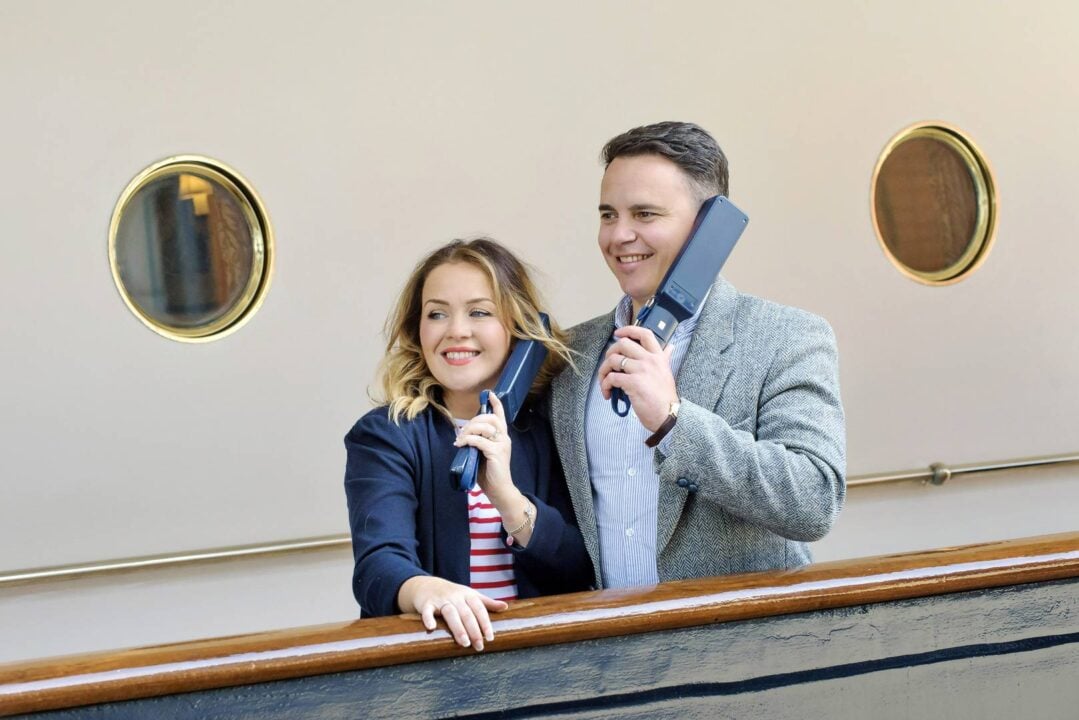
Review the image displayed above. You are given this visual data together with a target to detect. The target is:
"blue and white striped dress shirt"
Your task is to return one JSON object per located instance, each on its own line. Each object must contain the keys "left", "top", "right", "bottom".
{"left": 584, "top": 294, "right": 704, "bottom": 589}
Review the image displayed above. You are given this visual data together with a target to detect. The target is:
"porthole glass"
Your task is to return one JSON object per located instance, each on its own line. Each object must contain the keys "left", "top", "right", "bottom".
{"left": 108, "top": 156, "right": 273, "bottom": 341}
{"left": 871, "top": 123, "right": 997, "bottom": 285}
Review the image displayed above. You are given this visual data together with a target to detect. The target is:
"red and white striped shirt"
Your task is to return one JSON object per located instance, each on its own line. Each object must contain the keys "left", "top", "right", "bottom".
{"left": 454, "top": 418, "right": 518, "bottom": 601}
{"left": 467, "top": 486, "right": 518, "bottom": 602}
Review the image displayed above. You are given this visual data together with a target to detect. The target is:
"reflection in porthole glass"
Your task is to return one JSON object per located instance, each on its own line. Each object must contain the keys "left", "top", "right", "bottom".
{"left": 109, "top": 157, "right": 273, "bottom": 341}
{"left": 871, "top": 123, "right": 997, "bottom": 286}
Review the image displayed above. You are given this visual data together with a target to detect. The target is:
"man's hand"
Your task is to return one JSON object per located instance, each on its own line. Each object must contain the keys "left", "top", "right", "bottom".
{"left": 599, "top": 325, "right": 678, "bottom": 432}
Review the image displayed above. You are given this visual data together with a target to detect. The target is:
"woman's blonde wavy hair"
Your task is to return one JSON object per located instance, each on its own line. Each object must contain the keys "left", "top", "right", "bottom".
{"left": 375, "top": 238, "right": 573, "bottom": 423}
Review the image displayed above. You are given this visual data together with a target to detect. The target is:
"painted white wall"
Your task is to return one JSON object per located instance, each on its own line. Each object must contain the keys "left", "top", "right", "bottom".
{"left": 1, "top": 1, "right": 1076, "bottom": 662}
{"left": 0, "top": 550, "right": 357, "bottom": 664}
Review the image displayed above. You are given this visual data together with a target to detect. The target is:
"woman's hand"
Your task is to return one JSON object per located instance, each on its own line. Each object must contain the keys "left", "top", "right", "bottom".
{"left": 397, "top": 575, "right": 508, "bottom": 651}
{"left": 454, "top": 394, "right": 535, "bottom": 546}
{"left": 454, "top": 393, "right": 514, "bottom": 499}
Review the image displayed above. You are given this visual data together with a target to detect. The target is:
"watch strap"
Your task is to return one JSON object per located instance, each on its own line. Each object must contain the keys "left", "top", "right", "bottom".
{"left": 645, "top": 400, "right": 680, "bottom": 448}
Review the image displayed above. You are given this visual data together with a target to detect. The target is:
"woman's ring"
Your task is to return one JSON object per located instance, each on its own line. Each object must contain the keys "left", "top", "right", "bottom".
{"left": 619, "top": 357, "right": 629, "bottom": 371}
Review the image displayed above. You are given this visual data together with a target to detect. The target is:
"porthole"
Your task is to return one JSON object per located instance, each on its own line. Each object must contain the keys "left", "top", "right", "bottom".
{"left": 108, "top": 156, "right": 274, "bottom": 341}
{"left": 871, "top": 123, "right": 997, "bottom": 285}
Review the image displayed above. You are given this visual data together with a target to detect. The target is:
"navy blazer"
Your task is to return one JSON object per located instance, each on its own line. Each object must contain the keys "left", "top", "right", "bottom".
{"left": 344, "top": 404, "right": 592, "bottom": 617}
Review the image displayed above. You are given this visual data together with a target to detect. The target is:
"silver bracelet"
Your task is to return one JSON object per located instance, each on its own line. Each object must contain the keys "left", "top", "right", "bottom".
{"left": 504, "top": 501, "right": 535, "bottom": 544}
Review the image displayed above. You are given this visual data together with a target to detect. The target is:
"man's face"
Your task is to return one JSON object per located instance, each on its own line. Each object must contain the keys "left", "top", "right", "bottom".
{"left": 598, "top": 154, "right": 701, "bottom": 311}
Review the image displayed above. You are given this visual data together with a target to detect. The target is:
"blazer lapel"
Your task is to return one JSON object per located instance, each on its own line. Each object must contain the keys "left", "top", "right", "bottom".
{"left": 551, "top": 313, "right": 614, "bottom": 584}
{"left": 427, "top": 414, "right": 471, "bottom": 586}
{"left": 655, "top": 278, "right": 738, "bottom": 553}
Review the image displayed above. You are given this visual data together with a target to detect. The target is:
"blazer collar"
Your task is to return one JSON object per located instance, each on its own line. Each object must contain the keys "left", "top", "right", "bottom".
{"left": 551, "top": 311, "right": 613, "bottom": 586}
{"left": 674, "top": 276, "right": 737, "bottom": 408}
{"left": 656, "top": 277, "right": 739, "bottom": 553}
{"left": 427, "top": 413, "right": 471, "bottom": 584}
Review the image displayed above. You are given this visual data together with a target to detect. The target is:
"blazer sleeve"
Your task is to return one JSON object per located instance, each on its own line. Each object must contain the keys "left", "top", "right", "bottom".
{"left": 344, "top": 411, "right": 429, "bottom": 617}
{"left": 655, "top": 312, "right": 846, "bottom": 542}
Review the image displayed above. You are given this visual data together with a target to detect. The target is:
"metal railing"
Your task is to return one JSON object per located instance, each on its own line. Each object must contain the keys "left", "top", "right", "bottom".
{"left": 847, "top": 451, "right": 1079, "bottom": 487}
{"left": 2, "top": 451, "right": 1076, "bottom": 588}
{"left": 0, "top": 535, "right": 349, "bottom": 588}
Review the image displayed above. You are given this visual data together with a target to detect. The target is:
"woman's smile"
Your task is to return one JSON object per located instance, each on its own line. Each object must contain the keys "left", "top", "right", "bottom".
{"left": 442, "top": 347, "right": 482, "bottom": 366}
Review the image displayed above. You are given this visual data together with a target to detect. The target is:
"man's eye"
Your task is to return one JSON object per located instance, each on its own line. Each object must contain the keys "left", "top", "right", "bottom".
{"left": 636, "top": 211, "right": 655, "bottom": 219}
{"left": 599, "top": 212, "right": 615, "bottom": 221}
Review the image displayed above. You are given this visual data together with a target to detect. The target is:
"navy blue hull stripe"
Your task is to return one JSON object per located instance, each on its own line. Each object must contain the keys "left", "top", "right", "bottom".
{"left": 453, "top": 631, "right": 1079, "bottom": 719}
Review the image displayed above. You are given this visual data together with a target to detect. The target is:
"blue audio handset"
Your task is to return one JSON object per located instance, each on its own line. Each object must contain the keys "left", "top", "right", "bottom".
{"left": 449, "top": 313, "right": 552, "bottom": 491}
{"left": 611, "top": 196, "right": 749, "bottom": 417}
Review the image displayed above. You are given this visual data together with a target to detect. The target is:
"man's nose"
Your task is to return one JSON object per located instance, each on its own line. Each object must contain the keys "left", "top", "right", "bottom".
{"left": 607, "top": 218, "right": 636, "bottom": 244}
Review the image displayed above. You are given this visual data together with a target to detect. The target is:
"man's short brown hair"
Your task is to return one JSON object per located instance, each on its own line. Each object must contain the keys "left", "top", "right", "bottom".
{"left": 601, "top": 121, "right": 729, "bottom": 201}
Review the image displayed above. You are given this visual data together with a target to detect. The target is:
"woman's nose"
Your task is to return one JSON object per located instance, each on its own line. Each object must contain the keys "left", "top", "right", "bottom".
{"left": 447, "top": 313, "right": 471, "bottom": 337}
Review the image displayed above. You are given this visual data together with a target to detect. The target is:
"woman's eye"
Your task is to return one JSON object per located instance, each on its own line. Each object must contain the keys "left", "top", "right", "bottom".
{"left": 470, "top": 309, "right": 493, "bottom": 318}
{"left": 427, "top": 310, "right": 447, "bottom": 320}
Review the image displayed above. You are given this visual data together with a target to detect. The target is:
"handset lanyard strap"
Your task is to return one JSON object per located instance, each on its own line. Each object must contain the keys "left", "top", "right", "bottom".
{"left": 609, "top": 300, "right": 654, "bottom": 417}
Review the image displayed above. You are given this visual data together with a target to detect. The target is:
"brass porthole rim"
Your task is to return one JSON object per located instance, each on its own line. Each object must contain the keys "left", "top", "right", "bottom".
{"left": 108, "top": 155, "right": 275, "bottom": 343}
{"left": 870, "top": 121, "right": 998, "bottom": 287}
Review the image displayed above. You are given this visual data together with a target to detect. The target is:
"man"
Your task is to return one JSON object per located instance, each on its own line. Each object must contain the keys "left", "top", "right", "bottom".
{"left": 550, "top": 121, "right": 846, "bottom": 589}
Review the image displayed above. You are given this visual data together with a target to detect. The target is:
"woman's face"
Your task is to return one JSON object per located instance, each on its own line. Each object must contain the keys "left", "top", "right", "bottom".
{"left": 419, "top": 262, "right": 512, "bottom": 417}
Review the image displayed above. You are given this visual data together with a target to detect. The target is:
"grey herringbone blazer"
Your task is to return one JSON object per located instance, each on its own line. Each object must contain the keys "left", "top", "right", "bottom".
{"left": 550, "top": 277, "right": 846, "bottom": 589}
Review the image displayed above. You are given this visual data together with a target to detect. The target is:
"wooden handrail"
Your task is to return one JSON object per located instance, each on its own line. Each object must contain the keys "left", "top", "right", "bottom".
{"left": 1, "top": 531, "right": 1077, "bottom": 716}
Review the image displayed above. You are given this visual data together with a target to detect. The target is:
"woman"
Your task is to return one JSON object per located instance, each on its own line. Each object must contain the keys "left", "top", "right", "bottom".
{"left": 344, "top": 238, "right": 591, "bottom": 651}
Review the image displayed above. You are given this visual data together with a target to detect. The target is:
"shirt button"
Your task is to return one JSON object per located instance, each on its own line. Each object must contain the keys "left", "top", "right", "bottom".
{"left": 677, "top": 477, "right": 689, "bottom": 488}
{"left": 625, "top": 528, "right": 635, "bottom": 538}
{"left": 688, "top": 483, "right": 699, "bottom": 493}
{"left": 627, "top": 467, "right": 637, "bottom": 477}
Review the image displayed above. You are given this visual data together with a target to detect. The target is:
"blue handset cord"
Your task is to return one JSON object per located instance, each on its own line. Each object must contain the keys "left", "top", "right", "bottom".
{"left": 610, "top": 304, "right": 653, "bottom": 418}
